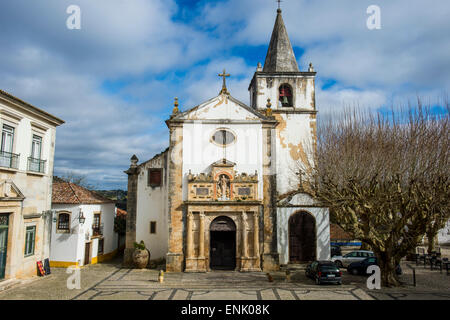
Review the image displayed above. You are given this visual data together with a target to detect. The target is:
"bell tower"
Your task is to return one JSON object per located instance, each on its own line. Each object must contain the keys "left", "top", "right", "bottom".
{"left": 249, "top": 8, "right": 318, "bottom": 195}
{"left": 249, "top": 8, "right": 316, "bottom": 112}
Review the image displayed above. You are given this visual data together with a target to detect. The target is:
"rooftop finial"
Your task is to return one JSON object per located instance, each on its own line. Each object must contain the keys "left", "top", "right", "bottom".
{"left": 218, "top": 69, "right": 230, "bottom": 94}
{"left": 266, "top": 98, "right": 273, "bottom": 117}
{"left": 172, "top": 97, "right": 179, "bottom": 114}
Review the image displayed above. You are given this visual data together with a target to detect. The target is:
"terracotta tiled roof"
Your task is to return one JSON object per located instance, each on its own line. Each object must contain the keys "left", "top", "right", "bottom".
{"left": 330, "top": 223, "right": 353, "bottom": 241}
{"left": 116, "top": 208, "right": 127, "bottom": 217}
{"left": 52, "top": 178, "right": 115, "bottom": 204}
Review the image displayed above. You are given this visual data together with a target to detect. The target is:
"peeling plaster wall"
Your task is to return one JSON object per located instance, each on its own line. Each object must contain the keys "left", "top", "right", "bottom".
{"left": 277, "top": 206, "right": 330, "bottom": 265}
{"left": 274, "top": 114, "right": 315, "bottom": 195}
{"left": 136, "top": 154, "right": 168, "bottom": 260}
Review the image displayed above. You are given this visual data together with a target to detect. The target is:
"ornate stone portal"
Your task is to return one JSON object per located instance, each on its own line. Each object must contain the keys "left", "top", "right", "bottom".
{"left": 185, "top": 160, "right": 261, "bottom": 272}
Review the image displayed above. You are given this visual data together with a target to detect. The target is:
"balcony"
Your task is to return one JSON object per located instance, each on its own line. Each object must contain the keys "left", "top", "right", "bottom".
{"left": 92, "top": 224, "right": 104, "bottom": 237}
{"left": 27, "top": 157, "right": 46, "bottom": 174}
{"left": 0, "top": 151, "right": 19, "bottom": 169}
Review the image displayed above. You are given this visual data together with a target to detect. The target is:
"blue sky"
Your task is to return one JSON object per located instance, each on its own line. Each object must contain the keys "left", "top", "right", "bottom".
{"left": 0, "top": 0, "right": 449, "bottom": 189}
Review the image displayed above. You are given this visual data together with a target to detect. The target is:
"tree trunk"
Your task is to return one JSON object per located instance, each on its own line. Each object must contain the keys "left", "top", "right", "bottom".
{"left": 426, "top": 231, "right": 437, "bottom": 253}
{"left": 378, "top": 251, "right": 400, "bottom": 287}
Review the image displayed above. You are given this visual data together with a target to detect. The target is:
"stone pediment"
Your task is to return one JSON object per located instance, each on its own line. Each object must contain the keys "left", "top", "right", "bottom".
{"left": 277, "top": 191, "right": 321, "bottom": 207}
{"left": 171, "top": 93, "right": 268, "bottom": 122}
{"left": 0, "top": 180, "right": 25, "bottom": 200}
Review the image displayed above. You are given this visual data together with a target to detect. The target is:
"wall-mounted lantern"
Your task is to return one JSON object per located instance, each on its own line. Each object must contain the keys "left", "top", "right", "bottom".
{"left": 78, "top": 210, "right": 86, "bottom": 224}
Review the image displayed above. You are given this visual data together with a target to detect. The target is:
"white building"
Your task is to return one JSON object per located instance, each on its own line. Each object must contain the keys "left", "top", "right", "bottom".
{"left": 437, "top": 220, "right": 450, "bottom": 245}
{"left": 0, "top": 89, "right": 64, "bottom": 281}
{"left": 124, "top": 8, "right": 330, "bottom": 272}
{"left": 50, "top": 178, "right": 118, "bottom": 267}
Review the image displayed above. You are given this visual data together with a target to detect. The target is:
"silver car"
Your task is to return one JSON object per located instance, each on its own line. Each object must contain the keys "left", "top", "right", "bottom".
{"left": 331, "top": 250, "right": 375, "bottom": 268}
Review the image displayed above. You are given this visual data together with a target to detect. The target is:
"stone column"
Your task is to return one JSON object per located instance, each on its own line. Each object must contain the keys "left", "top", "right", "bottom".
{"left": 186, "top": 212, "right": 194, "bottom": 259}
{"left": 199, "top": 212, "right": 205, "bottom": 258}
{"left": 253, "top": 212, "right": 259, "bottom": 258}
{"left": 262, "top": 122, "right": 280, "bottom": 271}
{"left": 241, "top": 212, "right": 248, "bottom": 258}
{"left": 123, "top": 155, "right": 139, "bottom": 266}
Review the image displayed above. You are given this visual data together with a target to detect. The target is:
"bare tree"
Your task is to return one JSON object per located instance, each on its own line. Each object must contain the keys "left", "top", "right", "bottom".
{"left": 58, "top": 171, "right": 95, "bottom": 190}
{"left": 302, "top": 101, "right": 449, "bottom": 287}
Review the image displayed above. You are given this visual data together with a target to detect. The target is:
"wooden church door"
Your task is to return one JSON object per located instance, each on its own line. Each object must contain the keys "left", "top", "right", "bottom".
{"left": 289, "top": 211, "right": 316, "bottom": 263}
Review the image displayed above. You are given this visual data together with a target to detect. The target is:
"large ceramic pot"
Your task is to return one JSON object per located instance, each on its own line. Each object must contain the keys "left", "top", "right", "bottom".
{"left": 133, "top": 249, "right": 150, "bottom": 269}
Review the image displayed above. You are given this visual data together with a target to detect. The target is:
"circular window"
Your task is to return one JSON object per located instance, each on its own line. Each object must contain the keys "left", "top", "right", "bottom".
{"left": 211, "top": 129, "right": 236, "bottom": 146}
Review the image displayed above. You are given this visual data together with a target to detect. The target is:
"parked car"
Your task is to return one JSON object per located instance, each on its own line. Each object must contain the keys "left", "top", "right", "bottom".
{"left": 331, "top": 245, "right": 342, "bottom": 258}
{"left": 347, "top": 257, "right": 402, "bottom": 275}
{"left": 305, "top": 261, "right": 342, "bottom": 285}
{"left": 331, "top": 250, "right": 375, "bottom": 268}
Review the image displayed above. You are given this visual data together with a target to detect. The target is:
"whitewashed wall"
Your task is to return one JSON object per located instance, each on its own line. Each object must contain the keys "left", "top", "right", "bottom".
{"left": 182, "top": 122, "right": 263, "bottom": 200}
{"left": 50, "top": 203, "right": 118, "bottom": 265}
{"left": 136, "top": 156, "right": 168, "bottom": 260}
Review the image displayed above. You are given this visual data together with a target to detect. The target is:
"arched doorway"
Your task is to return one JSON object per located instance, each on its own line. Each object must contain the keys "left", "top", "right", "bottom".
{"left": 289, "top": 211, "right": 316, "bottom": 263}
{"left": 210, "top": 216, "right": 236, "bottom": 270}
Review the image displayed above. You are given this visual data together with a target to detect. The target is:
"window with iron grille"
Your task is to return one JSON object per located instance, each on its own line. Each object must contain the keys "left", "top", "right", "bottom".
{"left": 150, "top": 221, "right": 156, "bottom": 234}
{"left": 92, "top": 213, "right": 101, "bottom": 235}
{"left": 24, "top": 226, "right": 36, "bottom": 257}
{"left": 57, "top": 212, "right": 70, "bottom": 232}
{"left": 98, "top": 238, "right": 104, "bottom": 255}
{"left": 148, "top": 169, "right": 162, "bottom": 187}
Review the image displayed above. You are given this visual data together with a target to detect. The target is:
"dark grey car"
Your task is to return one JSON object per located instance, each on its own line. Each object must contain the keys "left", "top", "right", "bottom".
{"left": 305, "top": 261, "right": 342, "bottom": 285}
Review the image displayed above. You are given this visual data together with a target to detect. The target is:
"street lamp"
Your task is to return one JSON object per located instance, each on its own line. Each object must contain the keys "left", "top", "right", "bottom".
{"left": 78, "top": 210, "right": 86, "bottom": 224}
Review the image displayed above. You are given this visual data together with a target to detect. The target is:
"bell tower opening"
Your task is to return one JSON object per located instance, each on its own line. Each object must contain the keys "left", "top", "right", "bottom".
{"left": 279, "top": 84, "right": 293, "bottom": 107}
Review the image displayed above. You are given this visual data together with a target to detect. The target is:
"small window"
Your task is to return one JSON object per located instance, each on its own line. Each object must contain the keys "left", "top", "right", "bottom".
{"left": 57, "top": 212, "right": 70, "bottom": 232}
{"left": 279, "top": 84, "right": 293, "bottom": 107}
{"left": 93, "top": 213, "right": 101, "bottom": 236}
{"left": 150, "top": 221, "right": 156, "bottom": 234}
{"left": 24, "top": 226, "right": 36, "bottom": 257}
{"left": 148, "top": 169, "right": 162, "bottom": 187}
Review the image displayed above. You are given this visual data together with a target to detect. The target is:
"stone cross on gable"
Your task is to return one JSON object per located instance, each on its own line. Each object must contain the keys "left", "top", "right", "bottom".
{"left": 218, "top": 69, "right": 230, "bottom": 94}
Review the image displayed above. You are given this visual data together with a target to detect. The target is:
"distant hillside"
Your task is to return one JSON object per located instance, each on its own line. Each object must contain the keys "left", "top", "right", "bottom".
{"left": 95, "top": 189, "right": 127, "bottom": 210}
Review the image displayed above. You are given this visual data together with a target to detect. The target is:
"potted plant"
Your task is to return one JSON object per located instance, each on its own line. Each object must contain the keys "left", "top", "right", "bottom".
{"left": 133, "top": 240, "right": 150, "bottom": 269}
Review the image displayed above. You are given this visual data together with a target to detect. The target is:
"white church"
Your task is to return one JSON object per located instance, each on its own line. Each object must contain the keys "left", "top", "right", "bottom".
{"left": 124, "top": 8, "right": 330, "bottom": 272}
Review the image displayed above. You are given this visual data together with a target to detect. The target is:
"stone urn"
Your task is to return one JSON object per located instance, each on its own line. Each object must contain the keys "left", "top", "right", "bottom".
{"left": 132, "top": 241, "right": 150, "bottom": 269}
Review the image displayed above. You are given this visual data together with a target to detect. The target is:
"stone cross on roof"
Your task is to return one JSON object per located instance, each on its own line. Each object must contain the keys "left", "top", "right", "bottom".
{"left": 218, "top": 69, "right": 230, "bottom": 94}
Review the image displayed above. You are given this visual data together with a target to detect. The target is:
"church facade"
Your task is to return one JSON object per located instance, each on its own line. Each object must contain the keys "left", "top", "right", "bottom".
{"left": 124, "top": 9, "right": 330, "bottom": 272}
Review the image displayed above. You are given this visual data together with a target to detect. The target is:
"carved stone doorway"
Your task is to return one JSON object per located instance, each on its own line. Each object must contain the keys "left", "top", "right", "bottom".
{"left": 209, "top": 216, "right": 236, "bottom": 270}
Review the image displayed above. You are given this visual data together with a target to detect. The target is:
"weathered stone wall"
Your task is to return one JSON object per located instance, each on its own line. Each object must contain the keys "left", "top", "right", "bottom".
{"left": 166, "top": 125, "right": 184, "bottom": 272}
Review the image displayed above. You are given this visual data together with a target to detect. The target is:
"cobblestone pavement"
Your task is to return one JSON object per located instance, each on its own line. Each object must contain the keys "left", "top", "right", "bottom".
{"left": 0, "top": 258, "right": 448, "bottom": 300}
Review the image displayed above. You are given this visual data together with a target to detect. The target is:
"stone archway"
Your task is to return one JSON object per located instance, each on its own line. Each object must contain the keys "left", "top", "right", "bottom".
{"left": 288, "top": 211, "right": 316, "bottom": 263}
{"left": 209, "top": 216, "right": 236, "bottom": 270}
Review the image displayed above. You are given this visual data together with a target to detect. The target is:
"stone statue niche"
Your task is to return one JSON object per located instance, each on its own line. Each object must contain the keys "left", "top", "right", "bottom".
{"left": 216, "top": 174, "right": 231, "bottom": 201}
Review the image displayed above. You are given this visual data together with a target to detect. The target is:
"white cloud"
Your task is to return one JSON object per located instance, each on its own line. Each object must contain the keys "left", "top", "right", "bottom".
{"left": 0, "top": 0, "right": 448, "bottom": 188}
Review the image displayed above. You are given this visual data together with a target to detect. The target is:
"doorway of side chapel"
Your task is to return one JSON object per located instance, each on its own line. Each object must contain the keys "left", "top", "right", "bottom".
{"left": 289, "top": 211, "right": 316, "bottom": 263}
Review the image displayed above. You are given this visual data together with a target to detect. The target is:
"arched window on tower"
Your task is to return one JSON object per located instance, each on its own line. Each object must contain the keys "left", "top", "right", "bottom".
{"left": 279, "top": 84, "right": 293, "bottom": 107}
